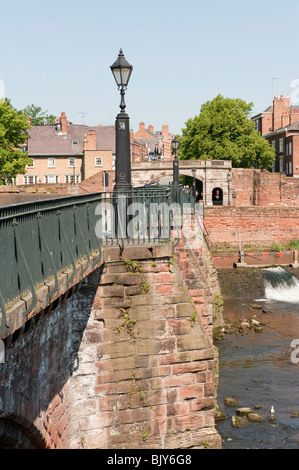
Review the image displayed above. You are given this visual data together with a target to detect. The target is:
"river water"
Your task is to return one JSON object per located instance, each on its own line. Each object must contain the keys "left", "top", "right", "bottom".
{"left": 214, "top": 254, "right": 299, "bottom": 449}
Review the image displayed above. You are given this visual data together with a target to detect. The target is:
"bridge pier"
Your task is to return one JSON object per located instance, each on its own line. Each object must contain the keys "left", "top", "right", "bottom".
{"left": 0, "top": 243, "right": 222, "bottom": 449}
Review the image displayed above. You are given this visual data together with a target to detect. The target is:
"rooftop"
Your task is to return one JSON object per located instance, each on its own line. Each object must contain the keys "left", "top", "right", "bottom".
{"left": 28, "top": 124, "right": 115, "bottom": 156}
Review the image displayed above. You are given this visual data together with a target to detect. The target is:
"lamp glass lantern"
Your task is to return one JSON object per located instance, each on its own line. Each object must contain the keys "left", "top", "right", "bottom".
{"left": 171, "top": 137, "right": 180, "bottom": 155}
{"left": 111, "top": 49, "right": 133, "bottom": 90}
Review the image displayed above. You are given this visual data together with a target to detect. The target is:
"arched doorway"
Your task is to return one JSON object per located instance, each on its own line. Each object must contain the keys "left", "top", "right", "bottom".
{"left": 178, "top": 175, "right": 203, "bottom": 202}
{"left": 212, "top": 187, "right": 223, "bottom": 206}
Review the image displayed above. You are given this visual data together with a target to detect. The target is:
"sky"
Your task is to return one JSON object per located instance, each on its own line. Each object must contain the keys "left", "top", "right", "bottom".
{"left": 1, "top": 0, "right": 299, "bottom": 136}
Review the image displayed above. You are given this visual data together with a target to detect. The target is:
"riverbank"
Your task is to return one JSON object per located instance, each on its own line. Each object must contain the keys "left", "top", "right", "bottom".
{"left": 214, "top": 265, "right": 299, "bottom": 449}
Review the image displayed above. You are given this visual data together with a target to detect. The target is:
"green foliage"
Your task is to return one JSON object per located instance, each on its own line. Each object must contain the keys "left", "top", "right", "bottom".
{"left": 0, "top": 99, "right": 30, "bottom": 184}
{"left": 179, "top": 94, "right": 275, "bottom": 169}
{"left": 118, "top": 307, "right": 136, "bottom": 333}
{"left": 272, "top": 243, "right": 282, "bottom": 252}
{"left": 124, "top": 259, "right": 142, "bottom": 273}
{"left": 288, "top": 239, "right": 299, "bottom": 250}
{"left": 141, "top": 276, "right": 150, "bottom": 293}
{"left": 213, "top": 293, "right": 224, "bottom": 309}
{"left": 190, "top": 311, "right": 197, "bottom": 327}
{"left": 19, "top": 104, "right": 56, "bottom": 126}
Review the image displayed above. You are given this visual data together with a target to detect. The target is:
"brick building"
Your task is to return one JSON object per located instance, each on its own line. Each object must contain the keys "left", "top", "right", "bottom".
{"left": 131, "top": 122, "right": 175, "bottom": 162}
{"left": 252, "top": 95, "right": 299, "bottom": 176}
{"left": 15, "top": 112, "right": 115, "bottom": 188}
{"left": 13, "top": 114, "right": 176, "bottom": 188}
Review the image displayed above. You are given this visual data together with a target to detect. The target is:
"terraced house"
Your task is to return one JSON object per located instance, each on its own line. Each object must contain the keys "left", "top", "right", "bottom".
{"left": 17, "top": 112, "right": 115, "bottom": 187}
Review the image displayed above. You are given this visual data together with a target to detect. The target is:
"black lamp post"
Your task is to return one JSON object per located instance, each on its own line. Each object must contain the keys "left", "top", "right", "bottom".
{"left": 172, "top": 137, "right": 180, "bottom": 185}
{"left": 110, "top": 49, "right": 133, "bottom": 192}
{"left": 192, "top": 167, "right": 197, "bottom": 199}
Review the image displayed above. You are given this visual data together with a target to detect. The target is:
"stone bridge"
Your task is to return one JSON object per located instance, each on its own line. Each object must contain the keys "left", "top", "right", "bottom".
{"left": 0, "top": 188, "right": 223, "bottom": 449}
{"left": 132, "top": 159, "right": 232, "bottom": 206}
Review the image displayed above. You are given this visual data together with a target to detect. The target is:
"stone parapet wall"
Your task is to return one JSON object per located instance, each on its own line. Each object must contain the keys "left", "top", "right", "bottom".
{"left": 69, "top": 244, "right": 221, "bottom": 449}
{"left": 0, "top": 243, "right": 222, "bottom": 449}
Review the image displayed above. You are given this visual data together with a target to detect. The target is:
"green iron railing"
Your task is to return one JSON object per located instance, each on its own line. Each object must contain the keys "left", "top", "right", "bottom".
{"left": 0, "top": 186, "right": 195, "bottom": 332}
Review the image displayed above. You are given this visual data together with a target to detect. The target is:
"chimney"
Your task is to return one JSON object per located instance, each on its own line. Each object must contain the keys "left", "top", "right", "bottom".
{"left": 139, "top": 122, "right": 145, "bottom": 132}
{"left": 148, "top": 125, "right": 154, "bottom": 133}
{"left": 59, "top": 112, "right": 69, "bottom": 133}
{"left": 281, "top": 112, "right": 289, "bottom": 128}
{"left": 162, "top": 125, "right": 169, "bottom": 138}
{"left": 290, "top": 109, "right": 299, "bottom": 126}
{"left": 83, "top": 129, "right": 97, "bottom": 150}
{"left": 273, "top": 95, "right": 290, "bottom": 131}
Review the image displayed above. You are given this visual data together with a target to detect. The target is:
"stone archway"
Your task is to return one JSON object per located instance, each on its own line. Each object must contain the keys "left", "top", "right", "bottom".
{"left": 131, "top": 160, "right": 232, "bottom": 205}
{"left": 0, "top": 411, "right": 46, "bottom": 449}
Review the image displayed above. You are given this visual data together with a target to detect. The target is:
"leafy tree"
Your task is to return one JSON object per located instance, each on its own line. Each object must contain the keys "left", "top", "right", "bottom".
{"left": 0, "top": 99, "right": 30, "bottom": 184}
{"left": 20, "top": 104, "right": 56, "bottom": 126}
{"left": 179, "top": 94, "right": 275, "bottom": 169}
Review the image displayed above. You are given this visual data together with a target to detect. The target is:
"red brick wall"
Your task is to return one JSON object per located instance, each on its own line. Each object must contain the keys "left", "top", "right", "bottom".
{"left": 231, "top": 168, "right": 299, "bottom": 207}
{"left": 293, "top": 135, "right": 299, "bottom": 176}
{"left": 204, "top": 206, "right": 299, "bottom": 249}
{"left": 273, "top": 96, "right": 290, "bottom": 131}
{"left": 261, "top": 113, "right": 272, "bottom": 135}
{"left": 0, "top": 244, "right": 222, "bottom": 449}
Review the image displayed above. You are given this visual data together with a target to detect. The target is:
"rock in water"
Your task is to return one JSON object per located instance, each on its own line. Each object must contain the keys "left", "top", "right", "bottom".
{"left": 224, "top": 397, "right": 239, "bottom": 407}
{"left": 236, "top": 407, "right": 255, "bottom": 417}
{"left": 247, "top": 412, "right": 265, "bottom": 422}
{"left": 231, "top": 415, "right": 248, "bottom": 428}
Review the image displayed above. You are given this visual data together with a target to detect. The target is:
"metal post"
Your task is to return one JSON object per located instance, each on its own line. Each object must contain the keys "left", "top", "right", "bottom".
{"left": 114, "top": 109, "right": 132, "bottom": 193}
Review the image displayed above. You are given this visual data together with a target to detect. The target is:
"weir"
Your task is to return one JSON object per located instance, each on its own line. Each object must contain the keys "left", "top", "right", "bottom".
{"left": 263, "top": 267, "right": 299, "bottom": 303}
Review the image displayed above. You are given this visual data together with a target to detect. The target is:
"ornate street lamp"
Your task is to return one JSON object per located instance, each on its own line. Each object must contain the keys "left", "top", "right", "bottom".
{"left": 172, "top": 136, "right": 180, "bottom": 185}
{"left": 110, "top": 49, "right": 133, "bottom": 192}
{"left": 192, "top": 167, "right": 197, "bottom": 199}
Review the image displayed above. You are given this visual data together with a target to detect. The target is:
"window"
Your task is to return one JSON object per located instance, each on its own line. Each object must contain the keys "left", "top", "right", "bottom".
{"left": 27, "top": 158, "right": 34, "bottom": 168}
{"left": 272, "top": 140, "right": 276, "bottom": 149}
{"left": 255, "top": 120, "right": 259, "bottom": 131}
{"left": 289, "top": 142, "right": 292, "bottom": 155}
{"left": 286, "top": 162, "right": 289, "bottom": 174}
{"left": 289, "top": 162, "right": 293, "bottom": 175}
{"left": 272, "top": 160, "right": 276, "bottom": 172}
{"left": 44, "top": 175, "right": 59, "bottom": 184}
{"left": 72, "top": 139, "right": 78, "bottom": 145}
{"left": 286, "top": 144, "right": 289, "bottom": 156}
{"left": 7, "top": 177, "right": 17, "bottom": 186}
{"left": 95, "top": 157, "right": 103, "bottom": 167}
{"left": 279, "top": 138, "right": 283, "bottom": 153}
{"left": 23, "top": 175, "right": 39, "bottom": 184}
{"left": 65, "top": 174, "right": 80, "bottom": 184}
{"left": 279, "top": 156, "right": 284, "bottom": 172}
{"left": 112, "top": 155, "right": 116, "bottom": 170}
{"left": 48, "top": 158, "right": 55, "bottom": 168}
{"left": 68, "top": 158, "right": 76, "bottom": 168}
